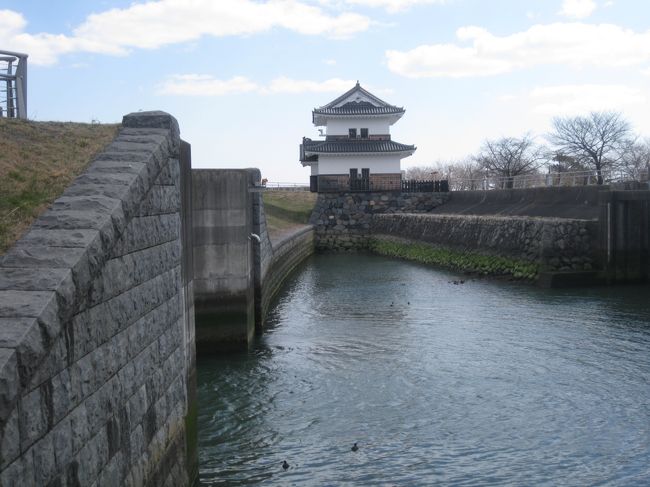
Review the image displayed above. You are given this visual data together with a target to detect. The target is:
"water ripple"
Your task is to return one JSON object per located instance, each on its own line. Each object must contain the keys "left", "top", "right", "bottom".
{"left": 198, "top": 254, "right": 650, "bottom": 486}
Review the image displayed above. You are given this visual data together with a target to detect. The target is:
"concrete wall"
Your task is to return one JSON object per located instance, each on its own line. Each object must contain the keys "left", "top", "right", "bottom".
{"left": 192, "top": 169, "right": 258, "bottom": 352}
{"left": 0, "top": 111, "right": 197, "bottom": 486}
{"left": 193, "top": 169, "right": 315, "bottom": 349}
{"left": 600, "top": 190, "right": 650, "bottom": 283}
{"left": 432, "top": 186, "right": 604, "bottom": 220}
{"left": 255, "top": 222, "right": 314, "bottom": 330}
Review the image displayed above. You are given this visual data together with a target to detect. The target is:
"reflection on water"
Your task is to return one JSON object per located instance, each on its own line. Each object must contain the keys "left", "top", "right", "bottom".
{"left": 198, "top": 254, "right": 650, "bottom": 486}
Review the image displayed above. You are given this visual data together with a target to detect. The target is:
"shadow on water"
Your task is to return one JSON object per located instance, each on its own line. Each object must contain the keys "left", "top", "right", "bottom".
{"left": 198, "top": 253, "right": 650, "bottom": 486}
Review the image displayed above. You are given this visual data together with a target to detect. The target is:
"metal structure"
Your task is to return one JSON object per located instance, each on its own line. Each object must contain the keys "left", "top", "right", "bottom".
{"left": 450, "top": 169, "right": 649, "bottom": 191}
{"left": 0, "top": 50, "right": 28, "bottom": 119}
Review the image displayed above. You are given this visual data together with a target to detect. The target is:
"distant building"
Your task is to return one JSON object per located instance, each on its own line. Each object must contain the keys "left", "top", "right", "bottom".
{"left": 300, "top": 81, "right": 416, "bottom": 192}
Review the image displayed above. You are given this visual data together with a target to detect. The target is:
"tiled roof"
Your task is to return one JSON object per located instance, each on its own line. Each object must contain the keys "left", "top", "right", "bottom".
{"left": 313, "top": 82, "right": 404, "bottom": 117}
{"left": 302, "top": 138, "right": 415, "bottom": 154}
{"left": 313, "top": 103, "right": 404, "bottom": 116}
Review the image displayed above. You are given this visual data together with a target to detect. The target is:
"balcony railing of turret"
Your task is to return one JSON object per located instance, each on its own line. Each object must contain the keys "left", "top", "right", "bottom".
{"left": 310, "top": 176, "right": 449, "bottom": 193}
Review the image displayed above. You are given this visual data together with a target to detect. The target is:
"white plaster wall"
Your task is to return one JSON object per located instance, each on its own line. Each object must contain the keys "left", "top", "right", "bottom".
{"left": 326, "top": 118, "right": 391, "bottom": 136}
{"left": 318, "top": 154, "right": 403, "bottom": 174}
{"left": 310, "top": 164, "right": 319, "bottom": 176}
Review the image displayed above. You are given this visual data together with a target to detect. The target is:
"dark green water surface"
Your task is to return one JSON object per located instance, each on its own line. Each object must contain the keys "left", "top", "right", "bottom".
{"left": 198, "top": 254, "right": 650, "bottom": 486}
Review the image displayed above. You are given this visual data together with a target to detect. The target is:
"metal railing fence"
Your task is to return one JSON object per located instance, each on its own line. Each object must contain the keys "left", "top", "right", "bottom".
{"left": 263, "top": 182, "right": 310, "bottom": 191}
{"left": 0, "top": 50, "right": 27, "bottom": 119}
{"left": 450, "top": 169, "right": 648, "bottom": 191}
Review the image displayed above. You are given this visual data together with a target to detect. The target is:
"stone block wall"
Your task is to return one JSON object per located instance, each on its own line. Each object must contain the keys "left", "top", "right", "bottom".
{"left": 310, "top": 191, "right": 450, "bottom": 251}
{"left": 0, "top": 112, "right": 197, "bottom": 486}
{"left": 371, "top": 213, "right": 599, "bottom": 272}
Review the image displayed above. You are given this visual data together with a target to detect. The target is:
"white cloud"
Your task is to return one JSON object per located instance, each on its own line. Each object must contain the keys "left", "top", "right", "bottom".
{"left": 0, "top": 1, "right": 371, "bottom": 65}
{"left": 323, "top": 59, "right": 337, "bottom": 65}
{"left": 156, "top": 75, "right": 260, "bottom": 96}
{"left": 344, "top": 0, "right": 446, "bottom": 13}
{"left": 386, "top": 23, "right": 650, "bottom": 78}
{"left": 642, "top": 67, "right": 650, "bottom": 76}
{"left": 265, "top": 77, "right": 356, "bottom": 94}
{"left": 0, "top": 9, "right": 25, "bottom": 37}
{"left": 529, "top": 84, "right": 647, "bottom": 115}
{"left": 156, "top": 75, "right": 390, "bottom": 96}
{"left": 559, "top": 0, "right": 597, "bottom": 19}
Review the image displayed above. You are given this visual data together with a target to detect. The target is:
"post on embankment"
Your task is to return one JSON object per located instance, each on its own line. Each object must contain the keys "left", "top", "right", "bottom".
{"left": 192, "top": 168, "right": 261, "bottom": 351}
{"left": 600, "top": 189, "right": 650, "bottom": 283}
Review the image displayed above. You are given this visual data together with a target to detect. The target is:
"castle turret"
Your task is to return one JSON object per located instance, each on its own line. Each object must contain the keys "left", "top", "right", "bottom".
{"left": 300, "top": 81, "right": 415, "bottom": 192}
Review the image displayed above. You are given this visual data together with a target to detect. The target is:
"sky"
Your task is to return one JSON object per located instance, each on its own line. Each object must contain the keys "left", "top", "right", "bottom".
{"left": 2, "top": 0, "right": 649, "bottom": 182}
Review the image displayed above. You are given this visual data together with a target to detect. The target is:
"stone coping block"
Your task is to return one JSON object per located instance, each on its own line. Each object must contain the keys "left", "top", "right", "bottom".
{"left": 0, "top": 111, "right": 180, "bottom": 425}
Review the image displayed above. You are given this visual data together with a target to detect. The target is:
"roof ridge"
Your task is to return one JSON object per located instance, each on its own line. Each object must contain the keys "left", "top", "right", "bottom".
{"left": 318, "top": 82, "right": 399, "bottom": 110}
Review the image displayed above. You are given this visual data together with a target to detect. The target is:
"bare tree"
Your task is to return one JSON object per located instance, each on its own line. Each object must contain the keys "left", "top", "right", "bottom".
{"left": 475, "top": 135, "right": 545, "bottom": 189}
{"left": 404, "top": 165, "right": 439, "bottom": 180}
{"left": 548, "top": 111, "right": 631, "bottom": 184}
{"left": 621, "top": 137, "right": 650, "bottom": 181}
{"left": 548, "top": 152, "right": 588, "bottom": 173}
{"left": 405, "top": 159, "right": 483, "bottom": 189}
{"left": 445, "top": 158, "right": 483, "bottom": 190}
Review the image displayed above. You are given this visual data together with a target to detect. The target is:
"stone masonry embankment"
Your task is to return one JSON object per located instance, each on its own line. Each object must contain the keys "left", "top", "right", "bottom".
{"left": 0, "top": 112, "right": 197, "bottom": 486}
{"left": 371, "top": 213, "right": 599, "bottom": 272}
{"left": 310, "top": 191, "right": 449, "bottom": 251}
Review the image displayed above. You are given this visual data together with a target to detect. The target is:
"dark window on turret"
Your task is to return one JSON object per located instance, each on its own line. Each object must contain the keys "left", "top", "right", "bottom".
{"left": 349, "top": 128, "right": 357, "bottom": 138}
{"left": 360, "top": 128, "right": 369, "bottom": 138}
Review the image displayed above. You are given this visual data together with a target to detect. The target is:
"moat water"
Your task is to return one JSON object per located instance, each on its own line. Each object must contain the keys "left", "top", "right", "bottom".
{"left": 197, "top": 254, "right": 650, "bottom": 486}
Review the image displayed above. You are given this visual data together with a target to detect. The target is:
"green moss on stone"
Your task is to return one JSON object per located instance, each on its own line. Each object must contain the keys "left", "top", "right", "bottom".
{"left": 369, "top": 237, "right": 539, "bottom": 280}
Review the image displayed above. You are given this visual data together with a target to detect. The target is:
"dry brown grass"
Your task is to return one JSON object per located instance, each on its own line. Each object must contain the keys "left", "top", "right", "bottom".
{"left": 0, "top": 119, "right": 119, "bottom": 254}
{"left": 262, "top": 190, "right": 317, "bottom": 238}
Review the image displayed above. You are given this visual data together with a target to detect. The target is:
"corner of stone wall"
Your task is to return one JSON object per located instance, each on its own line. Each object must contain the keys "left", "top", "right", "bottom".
{"left": 0, "top": 111, "right": 196, "bottom": 487}
{"left": 310, "top": 191, "right": 450, "bottom": 251}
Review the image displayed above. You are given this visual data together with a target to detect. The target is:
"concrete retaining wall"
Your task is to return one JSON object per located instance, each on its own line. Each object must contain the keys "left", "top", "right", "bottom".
{"left": 371, "top": 213, "right": 599, "bottom": 272}
{"left": 192, "top": 169, "right": 258, "bottom": 352}
{"left": 193, "top": 170, "right": 315, "bottom": 349}
{"left": 258, "top": 227, "right": 314, "bottom": 327}
{"left": 600, "top": 190, "right": 650, "bottom": 282}
{"left": 430, "top": 186, "right": 603, "bottom": 220}
{"left": 0, "top": 112, "right": 197, "bottom": 487}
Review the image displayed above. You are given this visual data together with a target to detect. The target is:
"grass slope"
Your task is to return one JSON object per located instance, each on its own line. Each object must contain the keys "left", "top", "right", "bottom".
{"left": 0, "top": 119, "right": 119, "bottom": 254}
{"left": 262, "top": 190, "right": 317, "bottom": 238}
